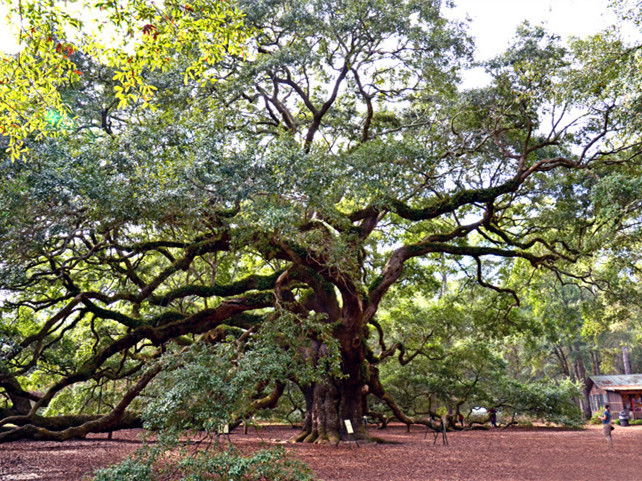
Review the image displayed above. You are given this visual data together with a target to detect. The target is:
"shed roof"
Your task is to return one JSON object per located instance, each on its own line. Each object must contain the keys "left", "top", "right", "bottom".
{"left": 589, "top": 374, "right": 642, "bottom": 391}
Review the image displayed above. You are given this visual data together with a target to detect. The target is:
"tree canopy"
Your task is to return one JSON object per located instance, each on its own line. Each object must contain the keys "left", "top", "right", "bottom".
{"left": 1, "top": 0, "right": 642, "bottom": 463}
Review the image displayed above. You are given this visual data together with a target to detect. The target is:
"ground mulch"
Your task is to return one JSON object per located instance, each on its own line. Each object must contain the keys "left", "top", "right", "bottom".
{"left": 0, "top": 423, "right": 639, "bottom": 480}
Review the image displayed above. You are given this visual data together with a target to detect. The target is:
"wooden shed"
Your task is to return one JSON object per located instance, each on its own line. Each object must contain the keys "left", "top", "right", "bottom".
{"left": 588, "top": 374, "right": 642, "bottom": 419}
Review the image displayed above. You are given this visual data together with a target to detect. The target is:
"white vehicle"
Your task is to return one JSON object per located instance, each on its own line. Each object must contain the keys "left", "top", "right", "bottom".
{"left": 471, "top": 407, "right": 488, "bottom": 416}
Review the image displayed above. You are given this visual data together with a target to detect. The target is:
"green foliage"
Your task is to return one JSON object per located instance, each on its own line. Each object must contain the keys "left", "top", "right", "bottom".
{"left": 94, "top": 457, "right": 153, "bottom": 481}
{"left": 144, "top": 313, "right": 341, "bottom": 438}
{"left": 177, "top": 447, "right": 313, "bottom": 481}
{"left": 494, "top": 378, "right": 582, "bottom": 426}
{"left": 2, "top": 0, "right": 642, "bottom": 455}
{"left": 589, "top": 413, "right": 603, "bottom": 425}
{"left": 0, "top": 0, "right": 249, "bottom": 160}
{"left": 41, "top": 378, "right": 144, "bottom": 417}
{"left": 95, "top": 325, "right": 324, "bottom": 480}
{"left": 94, "top": 447, "right": 312, "bottom": 481}
{"left": 610, "top": 0, "right": 642, "bottom": 31}
{"left": 374, "top": 278, "right": 584, "bottom": 425}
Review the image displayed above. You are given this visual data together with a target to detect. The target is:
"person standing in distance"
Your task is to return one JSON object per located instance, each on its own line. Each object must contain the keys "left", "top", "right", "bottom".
{"left": 489, "top": 408, "right": 498, "bottom": 428}
{"left": 600, "top": 404, "right": 613, "bottom": 448}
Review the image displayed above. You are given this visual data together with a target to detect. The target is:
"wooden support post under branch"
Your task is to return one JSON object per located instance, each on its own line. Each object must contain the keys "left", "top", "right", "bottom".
{"left": 424, "top": 417, "right": 448, "bottom": 446}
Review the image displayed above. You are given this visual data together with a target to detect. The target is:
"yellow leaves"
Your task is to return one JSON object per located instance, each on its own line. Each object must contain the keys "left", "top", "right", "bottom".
{"left": 0, "top": 33, "right": 77, "bottom": 159}
{"left": 0, "top": 0, "right": 251, "bottom": 160}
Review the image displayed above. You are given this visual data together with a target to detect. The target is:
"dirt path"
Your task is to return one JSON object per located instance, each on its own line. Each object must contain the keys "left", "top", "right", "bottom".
{"left": 1, "top": 424, "right": 640, "bottom": 480}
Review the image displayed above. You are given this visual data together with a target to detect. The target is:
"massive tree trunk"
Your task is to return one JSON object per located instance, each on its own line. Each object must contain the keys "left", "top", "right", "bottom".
{"left": 294, "top": 371, "right": 367, "bottom": 443}
{"left": 291, "top": 315, "right": 368, "bottom": 443}
{"left": 281, "top": 261, "right": 372, "bottom": 443}
{"left": 293, "top": 381, "right": 367, "bottom": 444}
{"left": 295, "top": 377, "right": 366, "bottom": 444}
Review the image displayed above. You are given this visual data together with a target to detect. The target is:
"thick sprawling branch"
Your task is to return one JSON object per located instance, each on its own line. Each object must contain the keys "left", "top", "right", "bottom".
{"left": 0, "top": 293, "right": 272, "bottom": 430}
{"left": 0, "top": 364, "right": 161, "bottom": 443}
{"left": 149, "top": 270, "right": 285, "bottom": 306}
{"left": 367, "top": 365, "right": 433, "bottom": 429}
{"left": 304, "top": 63, "right": 350, "bottom": 150}
{"left": 384, "top": 177, "right": 520, "bottom": 222}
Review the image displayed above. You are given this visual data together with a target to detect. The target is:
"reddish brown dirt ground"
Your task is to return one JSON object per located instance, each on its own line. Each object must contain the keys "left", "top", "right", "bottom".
{"left": 1, "top": 424, "right": 640, "bottom": 480}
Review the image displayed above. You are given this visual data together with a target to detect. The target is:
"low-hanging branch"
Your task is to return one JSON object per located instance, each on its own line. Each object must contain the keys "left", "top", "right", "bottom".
{"left": 0, "top": 364, "right": 162, "bottom": 443}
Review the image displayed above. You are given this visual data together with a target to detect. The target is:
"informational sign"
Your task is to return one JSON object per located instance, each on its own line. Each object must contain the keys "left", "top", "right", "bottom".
{"left": 219, "top": 423, "right": 229, "bottom": 434}
{"left": 344, "top": 419, "right": 354, "bottom": 434}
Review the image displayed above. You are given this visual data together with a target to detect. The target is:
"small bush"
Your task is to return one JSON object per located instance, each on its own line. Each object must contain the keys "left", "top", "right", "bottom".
{"left": 589, "top": 413, "right": 602, "bottom": 425}
{"left": 94, "top": 447, "right": 313, "bottom": 481}
{"left": 94, "top": 458, "right": 153, "bottom": 481}
{"left": 628, "top": 419, "right": 642, "bottom": 426}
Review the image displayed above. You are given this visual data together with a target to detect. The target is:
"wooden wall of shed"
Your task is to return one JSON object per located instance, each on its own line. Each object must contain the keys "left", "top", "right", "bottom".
{"left": 588, "top": 387, "right": 625, "bottom": 413}
{"left": 607, "top": 391, "right": 624, "bottom": 413}
{"left": 589, "top": 386, "right": 607, "bottom": 412}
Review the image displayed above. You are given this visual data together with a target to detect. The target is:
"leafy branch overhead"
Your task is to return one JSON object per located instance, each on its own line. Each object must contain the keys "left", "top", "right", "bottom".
{"left": 0, "top": 0, "right": 249, "bottom": 159}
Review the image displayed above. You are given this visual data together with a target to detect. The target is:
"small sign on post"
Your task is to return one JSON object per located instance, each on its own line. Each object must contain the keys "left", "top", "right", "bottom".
{"left": 344, "top": 419, "right": 354, "bottom": 434}
{"left": 216, "top": 423, "right": 232, "bottom": 444}
{"left": 335, "top": 419, "right": 359, "bottom": 448}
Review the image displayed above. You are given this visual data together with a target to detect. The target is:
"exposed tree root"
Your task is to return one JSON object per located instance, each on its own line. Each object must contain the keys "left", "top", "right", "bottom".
{"left": 303, "top": 429, "right": 319, "bottom": 443}
{"left": 288, "top": 429, "right": 313, "bottom": 443}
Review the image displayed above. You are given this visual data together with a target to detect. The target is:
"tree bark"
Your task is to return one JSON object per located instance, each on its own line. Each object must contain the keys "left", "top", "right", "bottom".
{"left": 572, "top": 351, "right": 592, "bottom": 420}
{"left": 291, "top": 322, "right": 368, "bottom": 443}
{"left": 0, "top": 412, "right": 142, "bottom": 432}
{"left": 292, "top": 378, "right": 366, "bottom": 444}
{"left": 622, "top": 345, "right": 632, "bottom": 375}
{"left": 0, "top": 374, "right": 41, "bottom": 416}
{"left": 591, "top": 351, "right": 601, "bottom": 376}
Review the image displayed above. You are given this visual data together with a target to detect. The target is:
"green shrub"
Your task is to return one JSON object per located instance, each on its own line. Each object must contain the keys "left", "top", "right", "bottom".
{"left": 94, "top": 458, "right": 153, "bottom": 481}
{"left": 589, "top": 413, "right": 603, "bottom": 425}
{"left": 94, "top": 337, "right": 322, "bottom": 481}
{"left": 628, "top": 419, "right": 642, "bottom": 426}
{"left": 178, "top": 447, "right": 313, "bottom": 481}
{"left": 94, "top": 447, "right": 312, "bottom": 481}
